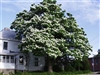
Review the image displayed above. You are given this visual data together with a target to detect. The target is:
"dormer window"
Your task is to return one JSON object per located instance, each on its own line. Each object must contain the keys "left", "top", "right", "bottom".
{"left": 3, "top": 42, "right": 8, "bottom": 50}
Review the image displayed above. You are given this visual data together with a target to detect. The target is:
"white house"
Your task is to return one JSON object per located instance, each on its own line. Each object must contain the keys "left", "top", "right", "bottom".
{"left": 0, "top": 28, "right": 45, "bottom": 74}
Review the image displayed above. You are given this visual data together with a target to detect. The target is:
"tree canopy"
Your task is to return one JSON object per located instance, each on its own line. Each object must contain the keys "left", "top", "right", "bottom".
{"left": 10, "top": 0, "right": 92, "bottom": 72}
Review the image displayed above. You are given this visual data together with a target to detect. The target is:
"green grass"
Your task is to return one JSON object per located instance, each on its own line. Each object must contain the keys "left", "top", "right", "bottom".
{"left": 0, "top": 70, "right": 91, "bottom": 75}
{"left": 10, "top": 72, "right": 81, "bottom": 75}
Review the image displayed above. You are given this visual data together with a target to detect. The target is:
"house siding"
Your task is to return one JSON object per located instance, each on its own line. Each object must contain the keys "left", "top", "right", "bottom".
{"left": 88, "top": 57, "right": 100, "bottom": 71}
{"left": 0, "top": 39, "right": 20, "bottom": 53}
{"left": 27, "top": 53, "right": 45, "bottom": 71}
{"left": 0, "top": 28, "right": 45, "bottom": 74}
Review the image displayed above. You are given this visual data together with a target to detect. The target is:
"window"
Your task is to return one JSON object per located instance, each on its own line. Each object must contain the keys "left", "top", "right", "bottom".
{"left": 0, "top": 56, "right": 2, "bottom": 62}
{"left": 34, "top": 57, "right": 39, "bottom": 66}
{"left": 3, "top": 42, "right": 8, "bottom": 50}
{"left": 19, "top": 56, "right": 24, "bottom": 65}
{"left": 11, "top": 56, "right": 14, "bottom": 63}
{"left": 0, "top": 55, "right": 15, "bottom": 63}
{"left": 96, "top": 58, "right": 98, "bottom": 65}
{"left": 6, "top": 56, "right": 9, "bottom": 63}
{"left": 3, "top": 56, "right": 5, "bottom": 62}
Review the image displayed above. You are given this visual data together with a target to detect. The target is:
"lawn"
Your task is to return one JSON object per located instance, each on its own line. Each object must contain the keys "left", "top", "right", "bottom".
{"left": 0, "top": 70, "right": 91, "bottom": 75}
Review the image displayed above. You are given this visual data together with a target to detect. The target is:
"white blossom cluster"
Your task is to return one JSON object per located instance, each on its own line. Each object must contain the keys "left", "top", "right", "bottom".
{"left": 10, "top": 0, "right": 92, "bottom": 60}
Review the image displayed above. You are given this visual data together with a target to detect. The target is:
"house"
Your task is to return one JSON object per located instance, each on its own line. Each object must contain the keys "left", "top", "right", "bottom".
{"left": 0, "top": 28, "right": 45, "bottom": 74}
{"left": 88, "top": 49, "right": 100, "bottom": 71}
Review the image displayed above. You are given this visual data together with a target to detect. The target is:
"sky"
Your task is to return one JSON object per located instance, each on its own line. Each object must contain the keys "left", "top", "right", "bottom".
{"left": 0, "top": 0, "right": 100, "bottom": 57}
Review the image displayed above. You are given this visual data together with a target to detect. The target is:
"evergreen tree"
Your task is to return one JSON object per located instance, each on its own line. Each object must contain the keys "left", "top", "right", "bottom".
{"left": 10, "top": 0, "right": 92, "bottom": 72}
{"left": 81, "top": 56, "right": 90, "bottom": 71}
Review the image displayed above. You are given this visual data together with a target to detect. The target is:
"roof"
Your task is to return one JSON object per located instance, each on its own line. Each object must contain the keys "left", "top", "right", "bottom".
{"left": 0, "top": 53, "right": 18, "bottom": 56}
{"left": 0, "top": 28, "right": 16, "bottom": 40}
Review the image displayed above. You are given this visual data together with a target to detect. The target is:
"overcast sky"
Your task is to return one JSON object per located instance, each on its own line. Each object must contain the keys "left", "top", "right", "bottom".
{"left": 0, "top": 0, "right": 100, "bottom": 57}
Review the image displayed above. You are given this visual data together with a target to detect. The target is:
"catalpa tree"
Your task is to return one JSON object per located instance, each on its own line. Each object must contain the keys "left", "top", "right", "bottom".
{"left": 10, "top": 0, "right": 92, "bottom": 72}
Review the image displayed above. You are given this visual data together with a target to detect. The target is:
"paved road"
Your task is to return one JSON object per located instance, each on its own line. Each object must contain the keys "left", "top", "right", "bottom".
{"left": 92, "top": 72, "right": 100, "bottom": 75}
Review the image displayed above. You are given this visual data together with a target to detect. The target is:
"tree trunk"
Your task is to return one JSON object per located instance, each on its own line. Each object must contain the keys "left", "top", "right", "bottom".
{"left": 61, "top": 64, "right": 64, "bottom": 71}
{"left": 48, "top": 57, "right": 53, "bottom": 73}
{"left": 78, "top": 66, "right": 80, "bottom": 71}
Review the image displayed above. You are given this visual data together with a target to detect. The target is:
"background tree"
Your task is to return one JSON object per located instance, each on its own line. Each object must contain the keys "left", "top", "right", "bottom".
{"left": 81, "top": 56, "right": 90, "bottom": 71}
{"left": 10, "top": 0, "right": 92, "bottom": 72}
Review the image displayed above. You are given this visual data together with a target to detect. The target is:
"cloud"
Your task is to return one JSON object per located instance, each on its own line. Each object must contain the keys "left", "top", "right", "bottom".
{"left": 1, "top": 0, "right": 42, "bottom": 2}
{"left": 1, "top": 0, "right": 42, "bottom": 12}
{"left": 59, "top": 0, "right": 100, "bottom": 25}
{"left": 12, "top": 2, "right": 31, "bottom": 11}
{"left": 1, "top": 0, "right": 100, "bottom": 25}
{"left": 2, "top": 7, "right": 15, "bottom": 12}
